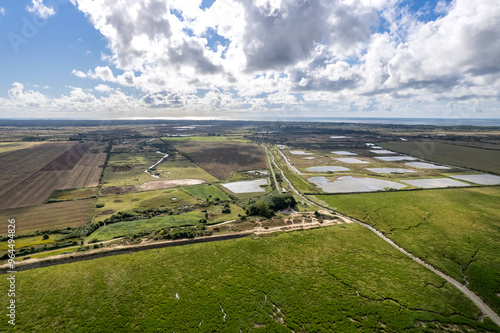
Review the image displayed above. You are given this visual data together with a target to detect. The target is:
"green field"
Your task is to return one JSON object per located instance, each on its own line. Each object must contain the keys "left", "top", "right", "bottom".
{"left": 102, "top": 152, "right": 217, "bottom": 188}
{"left": 381, "top": 141, "right": 500, "bottom": 174}
{"left": 2, "top": 225, "right": 497, "bottom": 332}
{"left": 316, "top": 187, "right": 500, "bottom": 314}
{"left": 47, "top": 187, "right": 97, "bottom": 202}
{"left": 93, "top": 188, "right": 200, "bottom": 222}
{"left": 101, "top": 151, "right": 163, "bottom": 187}
{"left": 0, "top": 234, "right": 56, "bottom": 252}
{"left": 88, "top": 211, "right": 203, "bottom": 241}
{"left": 182, "top": 184, "right": 231, "bottom": 201}
{"left": 156, "top": 156, "right": 218, "bottom": 181}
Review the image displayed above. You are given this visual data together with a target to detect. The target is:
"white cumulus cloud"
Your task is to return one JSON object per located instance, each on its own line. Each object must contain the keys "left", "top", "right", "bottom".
{"left": 27, "top": 0, "right": 56, "bottom": 19}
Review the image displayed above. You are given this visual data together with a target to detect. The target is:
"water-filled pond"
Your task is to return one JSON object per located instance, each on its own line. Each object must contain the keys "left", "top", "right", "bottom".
{"left": 305, "top": 166, "right": 350, "bottom": 172}
{"left": 308, "top": 176, "right": 405, "bottom": 193}
{"left": 366, "top": 168, "right": 415, "bottom": 174}
{"left": 404, "top": 162, "right": 450, "bottom": 169}
{"left": 450, "top": 174, "right": 500, "bottom": 185}
{"left": 222, "top": 178, "right": 269, "bottom": 193}
{"left": 402, "top": 178, "right": 469, "bottom": 188}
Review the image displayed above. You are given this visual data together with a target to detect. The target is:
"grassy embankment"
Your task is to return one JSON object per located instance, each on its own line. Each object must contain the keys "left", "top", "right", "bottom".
{"left": 317, "top": 187, "right": 500, "bottom": 314}
{"left": 1, "top": 224, "right": 496, "bottom": 332}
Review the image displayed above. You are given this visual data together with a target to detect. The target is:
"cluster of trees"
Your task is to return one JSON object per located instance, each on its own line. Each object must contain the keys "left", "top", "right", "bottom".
{"left": 245, "top": 193, "right": 297, "bottom": 218}
{"left": 102, "top": 208, "right": 174, "bottom": 225}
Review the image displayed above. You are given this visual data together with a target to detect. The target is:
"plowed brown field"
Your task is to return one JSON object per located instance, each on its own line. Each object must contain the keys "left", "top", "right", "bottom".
{"left": 0, "top": 199, "right": 93, "bottom": 235}
{"left": 168, "top": 141, "right": 266, "bottom": 180}
{"left": 57, "top": 153, "right": 106, "bottom": 189}
{"left": 0, "top": 142, "right": 75, "bottom": 197}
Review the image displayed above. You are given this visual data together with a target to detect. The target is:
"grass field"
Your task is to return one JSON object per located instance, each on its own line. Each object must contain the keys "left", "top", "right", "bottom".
{"left": 381, "top": 141, "right": 500, "bottom": 174}
{"left": 88, "top": 211, "right": 203, "bottom": 241}
{"left": 93, "top": 188, "right": 200, "bottom": 222}
{"left": 0, "top": 234, "right": 57, "bottom": 251}
{"left": 47, "top": 187, "right": 98, "bottom": 202}
{"left": 0, "top": 200, "right": 93, "bottom": 236}
{"left": 2, "top": 225, "right": 497, "bottom": 332}
{"left": 0, "top": 141, "right": 44, "bottom": 154}
{"left": 316, "top": 187, "right": 500, "bottom": 314}
{"left": 102, "top": 152, "right": 216, "bottom": 188}
{"left": 182, "top": 184, "right": 231, "bottom": 201}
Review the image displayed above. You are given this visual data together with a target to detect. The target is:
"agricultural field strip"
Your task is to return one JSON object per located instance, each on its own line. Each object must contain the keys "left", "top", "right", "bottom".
{"left": 0, "top": 170, "right": 66, "bottom": 209}
{"left": 58, "top": 153, "right": 107, "bottom": 189}
{"left": 0, "top": 142, "right": 76, "bottom": 197}
{"left": 381, "top": 141, "right": 500, "bottom": 174}
{"left": 0, "top": 199, "right": 94, "bottom": 235}
{"left": 264, "top": 145, "right": 279, "bottom": 190}
{"left": 267, "top": 146, "right": 500, "bottom": 326}
{"left": 278, "top": 149, "right": 303, "bottom": 174}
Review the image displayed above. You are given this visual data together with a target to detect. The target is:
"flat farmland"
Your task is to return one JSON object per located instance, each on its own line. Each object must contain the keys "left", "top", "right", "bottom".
{"left": 40, "top": 143, "right": 93, "bottom": 171}
{"left": 48, "top": 187, "right": 98, "bottom": 202}
{"left": 93, "top": 188, "right": 200, "bottom": 222}
{"left": 149, "top": 154, "right": 217, "bottom": 182}
{"left": 2, "top": 225, "right": 496, "bottom": 332}
{"left": 0, "top": 141, "right": 75, "bottom": 197}
{"left": 57, "top": 153, "right": 107, "bottom": 189}
{"left": 0, "top": 199, "right": 93, "bottom": 236}
{"left": 167, "top": 141, "right": 267, "bottom": 180}
{"left": 88, "top": 210, "right": 203, "bottom": 241}
{"left": 381, "top": 141, "right": 500, "bottom": 174}
{"left": 162, "top": 135, "right": 251, "bottom": 143}
{"left": 316, "top": 187, "right": 500, "bottom": 314}
{"left": 0, "top": 141, "right": 44, "bottom": 154}
{"left": 0, "top": 170, "right": 67, "bottom": 209}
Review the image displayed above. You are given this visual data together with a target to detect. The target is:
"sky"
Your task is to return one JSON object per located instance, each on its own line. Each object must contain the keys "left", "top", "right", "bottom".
{"left": 0, "top": 0, "right": 499, "bottom": 120}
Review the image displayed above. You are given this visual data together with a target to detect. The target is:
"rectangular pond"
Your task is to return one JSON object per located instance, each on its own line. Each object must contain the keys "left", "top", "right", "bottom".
{"left": 366, "top": 168, "right": 416, "bottom": 174}
{"left": 305, "top": 166, "right": 350, "bottom": 172}
{"left": 370, "top": 150, "right": 396, "bottom": 154}
{"left": 336, "top": 158, "right": 370, "bottom": 164}
{"left": 405, "top": 162, "right": 450, "bottom": 169}
{"left": 222, "top": 178, "right": 269, "bottom": 193}
{"left": 450, "top": 174, "right": 500, "bottom": 185}
{"left": 402, "top": 178, "right": 470, "bottom": 189}
{"left": 331, "top": 151, "right": 357, "bottom": 156}
{"left": 308, "top": 176, "right": 406, "bottom": 193}
{"left": 290, "top": 150, "right": 312, "bottom": 155}
{"left": 375, "top": 156, "right": 418, "bottom": 162}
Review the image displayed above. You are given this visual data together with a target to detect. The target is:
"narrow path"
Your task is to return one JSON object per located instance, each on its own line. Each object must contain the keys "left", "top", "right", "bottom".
{"left": 266, "top": 145, "right": 500, "bottom": 327}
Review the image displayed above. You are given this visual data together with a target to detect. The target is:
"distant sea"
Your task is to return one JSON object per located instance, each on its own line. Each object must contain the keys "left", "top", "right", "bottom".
{"left": 258, "top": 117, "right": 500, "bottom": 127}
